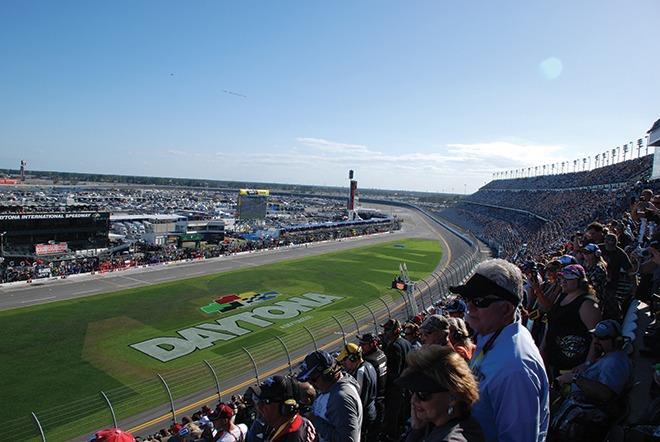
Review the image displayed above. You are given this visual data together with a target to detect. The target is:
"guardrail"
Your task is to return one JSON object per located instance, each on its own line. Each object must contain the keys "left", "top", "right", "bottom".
{"left": 17, "top": 244, "right": 483, "bottom": 441}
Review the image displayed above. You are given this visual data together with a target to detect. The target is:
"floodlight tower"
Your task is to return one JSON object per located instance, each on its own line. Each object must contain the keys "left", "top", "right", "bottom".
{"left": 347, "top": 170, "right": 361, "bottom": 221}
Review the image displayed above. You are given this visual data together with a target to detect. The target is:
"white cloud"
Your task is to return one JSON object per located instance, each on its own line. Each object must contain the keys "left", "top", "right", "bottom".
{"left": 296, "top": 137, "right": 374, "bottom": 155}
{"left": 446, "top": 141, "right": 567, "bottom": 170}
{"left": 163, "top": 137, "right": 581, "bottom": 192}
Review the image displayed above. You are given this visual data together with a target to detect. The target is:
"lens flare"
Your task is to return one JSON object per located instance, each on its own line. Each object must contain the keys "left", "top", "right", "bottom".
{"left": 539, "top": 57, "right": 563, "bottom": 79}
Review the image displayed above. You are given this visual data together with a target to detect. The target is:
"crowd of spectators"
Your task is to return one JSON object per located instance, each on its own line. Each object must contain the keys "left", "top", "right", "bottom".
{"left": 483, "top": 155, "right": 652, "bottom": 191}
{"left": 441, "top": 176, "right": 660, "bottom": 264}
{"left": 422, "top": 157, "right": 660, "bottom": 440}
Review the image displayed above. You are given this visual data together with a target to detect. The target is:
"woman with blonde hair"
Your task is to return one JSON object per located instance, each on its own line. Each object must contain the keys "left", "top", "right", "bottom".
{"left": 396, "top": 345, "right": 484, "bottom": 441}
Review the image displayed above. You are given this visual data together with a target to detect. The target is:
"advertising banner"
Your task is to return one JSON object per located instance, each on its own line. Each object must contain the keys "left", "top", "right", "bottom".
{"left": 35, "top": 243, "right": 68, "bottom": 255}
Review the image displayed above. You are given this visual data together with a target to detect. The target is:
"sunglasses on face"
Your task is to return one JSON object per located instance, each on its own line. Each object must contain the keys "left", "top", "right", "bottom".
{"left": 412, "top": 388, "right": 448, "bottom": 401}
{"left": 468, "top": 297, "right": 503, "bottom": 309}
{"left": 412, "top": 391, "right": 434, "bottom": 401}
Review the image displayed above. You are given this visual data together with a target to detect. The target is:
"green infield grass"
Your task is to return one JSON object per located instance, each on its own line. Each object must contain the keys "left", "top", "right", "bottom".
{"left": 0, "top": 238, "right": 441, "bottom": 440}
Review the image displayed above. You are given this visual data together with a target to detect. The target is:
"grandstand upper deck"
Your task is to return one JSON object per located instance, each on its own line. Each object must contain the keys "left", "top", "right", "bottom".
{"left": 481, "top": 154, "right": 652, "bottom": 191}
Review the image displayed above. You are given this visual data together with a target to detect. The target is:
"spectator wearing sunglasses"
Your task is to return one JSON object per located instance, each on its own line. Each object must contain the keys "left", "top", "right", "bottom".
{"left": 449, "top": 259, "right": 549, "bottom": 442}
{"left": 395, "top": 345, "right": 483, "bottom": 442}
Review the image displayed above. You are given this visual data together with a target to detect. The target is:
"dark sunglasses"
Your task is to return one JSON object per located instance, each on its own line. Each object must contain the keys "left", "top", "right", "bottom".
{"left": 413, "top": 391, "right": 434, "bottom": 401}
{"left": 412, "top": 388, "right": 447, "bottom": 401}
{"left": 467, "top": 297, "right": 503, "bottom": 309}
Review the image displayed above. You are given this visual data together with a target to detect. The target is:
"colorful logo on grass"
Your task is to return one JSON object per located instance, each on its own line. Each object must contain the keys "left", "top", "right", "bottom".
{"left": 201, "top": 291, "right": 279, "bottom": 314}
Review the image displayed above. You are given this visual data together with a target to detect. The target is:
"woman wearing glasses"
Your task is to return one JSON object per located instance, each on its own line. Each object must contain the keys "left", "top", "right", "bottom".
{"left": 395, "top": 345, "right": 484, "bottom": 442}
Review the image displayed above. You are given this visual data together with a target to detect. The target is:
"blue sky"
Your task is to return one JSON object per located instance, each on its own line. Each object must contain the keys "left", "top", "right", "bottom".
{"left": 1, "top": 1, "right": 658, "bottom": 193}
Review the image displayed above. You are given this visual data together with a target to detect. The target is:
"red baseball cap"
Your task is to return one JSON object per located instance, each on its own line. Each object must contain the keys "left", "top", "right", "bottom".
{"left": 91, "top": 428, "right": 135, "bottom": 442}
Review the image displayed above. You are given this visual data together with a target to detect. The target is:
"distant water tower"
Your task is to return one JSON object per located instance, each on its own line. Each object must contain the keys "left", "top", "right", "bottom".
{"left": 20, "top": 160, "right": 27, "bottom": 182}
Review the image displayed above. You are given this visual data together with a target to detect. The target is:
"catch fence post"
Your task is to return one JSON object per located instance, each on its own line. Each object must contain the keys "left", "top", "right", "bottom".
{"left": 396, "top": 287, "right": 411, "bottom": 318}
{"left": 157, "top": 374, "right": 176, "bottom": 425}
{"left": 31, "top": 412, "right": 46, "bottom": 442}
{"left": 448, "top": 264, "right": 459, "bottom": 286}
{"left": 331, "top": 315, "right": 348, "bottom": 346}
{"left": 420, "top": 279, "right": 433, "bottom": 308}
{"left": 346, "top": 310, "right": 361, "bottom": 335}
{"left": 429, "top": 272, "right": 442, "bottom": 296}
{"left": 364, "top": 303, "right": 379, "bottom": 333}
{"left": 302, "top": 325, "right": 318, "bottom": 351}
{"left": 203, "top": 359, "right": 222, "bottom": 401}
{"left": 378, "top": 296, "right": 393, "bottom": 319}
{"left": 274, "top": 336, "right": 293, "bottom": 375}
{"left": 100, "top": 391, "right": 117, "bottom": 428}
{"left": 242, "top": 347, "right": 260, "bottom": 384}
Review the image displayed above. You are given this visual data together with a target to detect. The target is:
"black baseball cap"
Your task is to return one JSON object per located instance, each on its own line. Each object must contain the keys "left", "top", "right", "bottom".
{"left": 251, "top": 375, "right": 293, "bottom": 403}
{"left": 380, "top": 318, "right": 401, "bottom": 331}
{"left": 449, "top": 272, "right": 521, "bottom": 305}
{"left": 297, "top": 350, "right": 335, "bottom": 382}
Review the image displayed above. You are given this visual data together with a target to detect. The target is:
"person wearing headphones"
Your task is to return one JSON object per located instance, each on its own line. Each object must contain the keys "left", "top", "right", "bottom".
{"left": 357, "top": 333, "right": 387, "bottom": 439}
{"left": 297, "top": 350, "right": 363, "bottom": 442}
{"left": 552, "top": 319, "right": 633, "bottom": 440}
{"left": 250, "top": 375, "right": 317, "bottom": 442}
{"left": 337, "top": 343, "right": 378, "bottom": 441}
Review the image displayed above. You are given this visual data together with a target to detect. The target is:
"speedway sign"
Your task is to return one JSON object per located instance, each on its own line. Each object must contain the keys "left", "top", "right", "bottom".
{"left": 131, "top": 292, "right": 341, "bottom": 362}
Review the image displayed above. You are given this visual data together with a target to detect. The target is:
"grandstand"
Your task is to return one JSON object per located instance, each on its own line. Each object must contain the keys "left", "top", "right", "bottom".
{"left": 436, "top": 154, "right": 655, "bottom": 261}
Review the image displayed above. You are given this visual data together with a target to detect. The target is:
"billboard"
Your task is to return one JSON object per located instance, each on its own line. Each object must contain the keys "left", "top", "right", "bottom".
{"left": 35, "top": 243, "right": 68, "bottom": 255}
{"left": 239, "top": 189, "right": 269, "bottom": 197}
{"left": 237, "top": 189, "right": 268, "bottom": 220}
{"left": 0, "top": 212, "right": 109, "bottom": 256}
